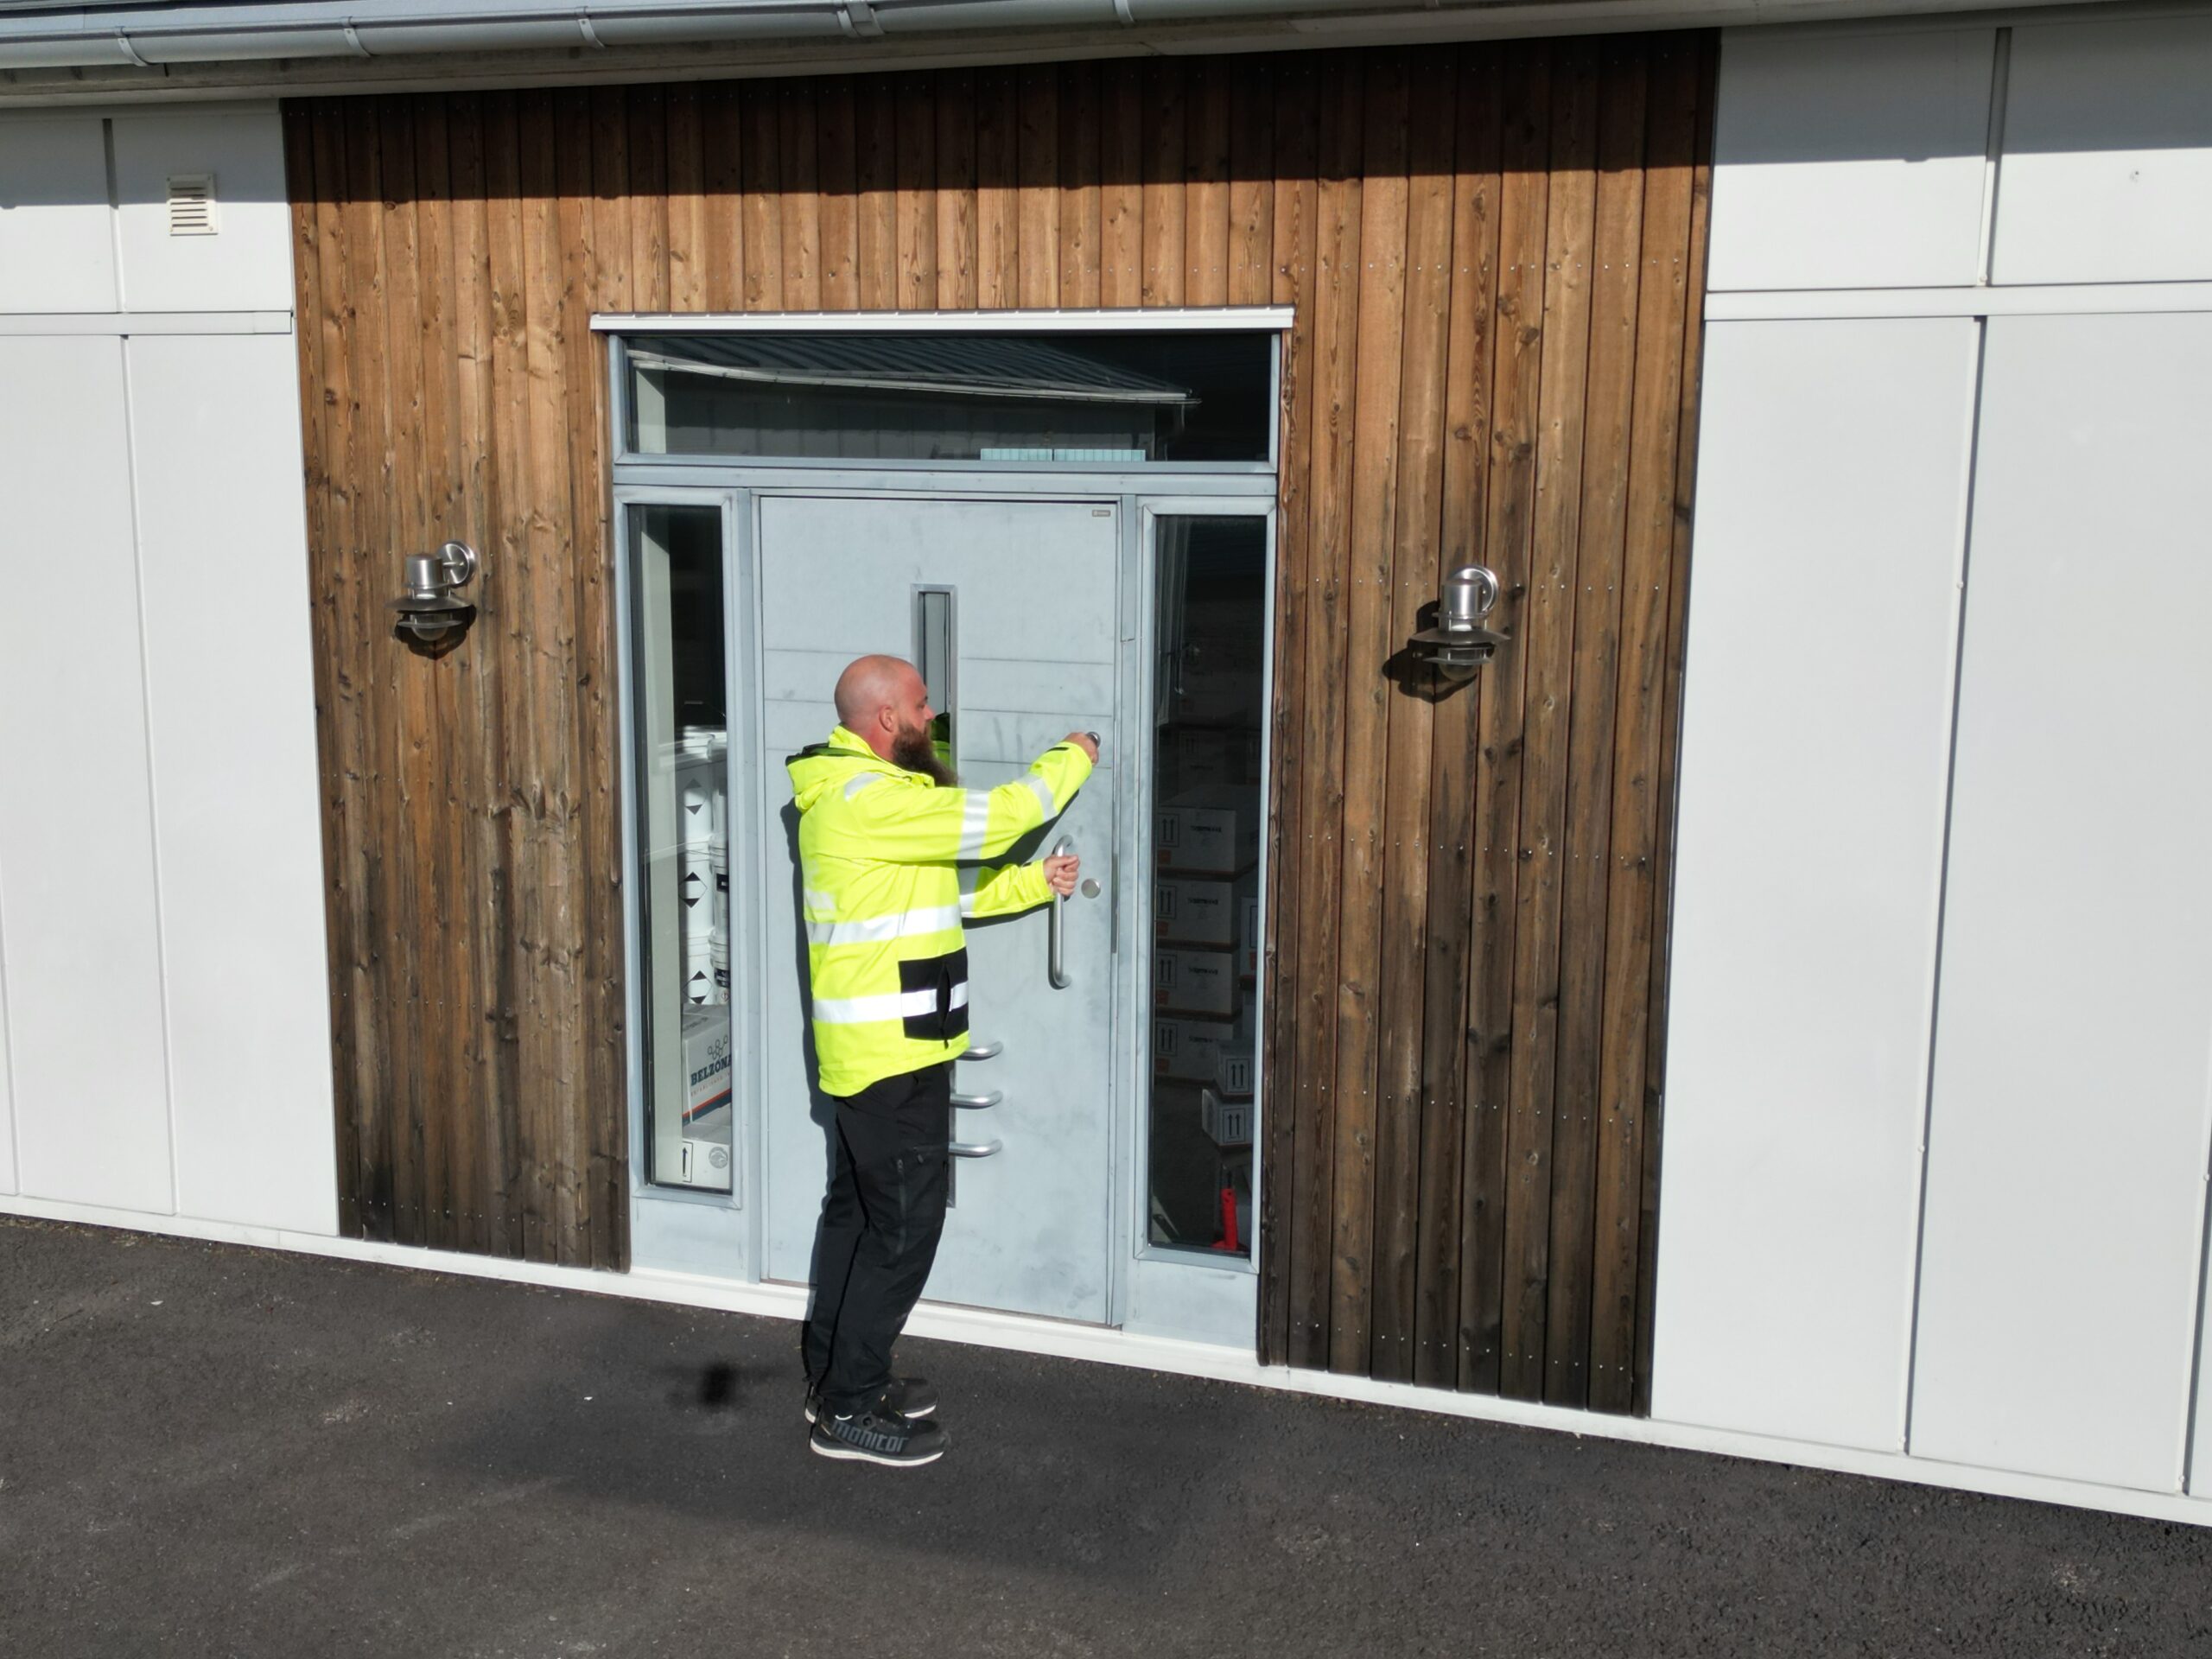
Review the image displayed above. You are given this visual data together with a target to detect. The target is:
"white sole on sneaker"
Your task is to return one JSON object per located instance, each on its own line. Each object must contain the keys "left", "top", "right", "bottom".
{"left": 804, "top": 1399, "right": 935, "bottom": 1424}
{"left": 808, "top": 1437, "right": 944, "bottom": 1468}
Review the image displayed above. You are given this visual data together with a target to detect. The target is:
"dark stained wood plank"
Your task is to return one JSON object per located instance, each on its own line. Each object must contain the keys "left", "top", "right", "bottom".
{"left": 1326, "top": 49, "right": 1411, "bottom": 1376}
{"left": 1141, "top": 58, "right": 1186, "bottom": 308}
{"left": 1499, "top": 36, "right": 1600, "bottom": 1403}
{"left": 935, "top": 69, "right": 978, "bottom": 309}
{"left": 778, "top": 80, "right": 823, "bottom": 308}
{"left": 339, "top": 94, "right": 398, "bottom": 1245}
{"left": 1544, "top": 39, "right": 1649, "bottom": 1408}
{"left": 1286, "top": 54, "right": 1364, "bottom": 1370}
{"left": 1366, "top": 48, "right": 1458, "bottom": 1384}
{"left": 1185, "top": 59, "right": 1232, "bottom": 308}
{"left": 1256, "top": 52, "right": 1318, "bottom": 1368}
{"left": 475, "top": 92, "right": 532, "bottom": 1257}
{"left": 741, "top": 86, "right": 785, "bottom": 309}
{"left": 1099, "top": 61, "right": 1144, "bottom": 308}
{"left": 515, "top": 89, "right": 583, "bottom": 1265}
{"left": 975, "top": 67, "right": 1020, "bottom": 308}
{"left": 701, "top": 83, "right": 747, "bottom": 313}
{"left": 590, "top": 88, "right": 633, "bottom": 315}
{"left": 556, "top": 85, "right": 624, "bottom": 1271}
{"left": 1459, "top": 41, "right": 1553, "bottom": 1393}
{"left": 816, "top": 77, "right": 862, "bottom": 311}
{"left": 408, "top": 92, "right": 465, "bottom": 1255}
{"left": 1056, "top": 61, "right": 1101, "bottom": 309}
{"left": 627, "top": 86, "right": 672, "bottom": 312}
{"left": 855, "top": 76, "right": 899, "bottom": 311}
{"left": 1227, "top": 59, "right": 1274, "bottom": 308}
{"left": 1414, "top": 42, "right": 1503, "bottom": 1389}
{"left": 1017, "top": 64, "right": 1060, "bottom": 309}
{"left": 294, "top": 105, "right": 364, "bottom": 1242}
{"left": 665, "top": 84, "right": 709, "bottom": 313}
{"left": 444, "top": 92, "right": 518, "bottom": 1257}
{"left": 383, "top": 95, "right": 434, "bottom": 1250}
{"left": 893, "top": 73, "right": 938, "bottom": 310}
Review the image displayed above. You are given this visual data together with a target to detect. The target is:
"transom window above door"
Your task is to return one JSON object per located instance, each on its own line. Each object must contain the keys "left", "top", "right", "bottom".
{"left": 616, "top": 326, "right": 1275, "bottom": 468}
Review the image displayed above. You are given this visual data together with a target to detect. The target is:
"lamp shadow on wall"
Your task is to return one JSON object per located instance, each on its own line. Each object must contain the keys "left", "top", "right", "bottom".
{"left": 1382, "top": 597, "right": 1513, "bottom": 705}
{"left": 391, "top": 607, "right": 476, "bottom": 659}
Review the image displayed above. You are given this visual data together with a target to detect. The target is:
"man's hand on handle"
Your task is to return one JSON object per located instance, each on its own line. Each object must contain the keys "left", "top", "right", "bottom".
{"left": 1041, "top": 733, "right": 1096, "bottom": 895}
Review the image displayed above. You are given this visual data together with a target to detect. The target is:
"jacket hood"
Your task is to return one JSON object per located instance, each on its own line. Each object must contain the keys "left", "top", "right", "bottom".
{"left": 787, "top": 726, "right": 908, "bottom": 811}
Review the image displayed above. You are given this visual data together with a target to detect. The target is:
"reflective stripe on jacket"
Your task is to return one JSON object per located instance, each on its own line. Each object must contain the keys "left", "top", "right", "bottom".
{"left": 786, "top": 725, "right": 1095, "bottom": 1098}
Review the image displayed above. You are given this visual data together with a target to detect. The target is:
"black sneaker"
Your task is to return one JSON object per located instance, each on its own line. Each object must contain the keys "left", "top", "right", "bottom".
{"left": 809, "top": 1402, "right": 948, "bottom": 1468}
{"left": 804, "top": 1376, "right": 936, "bottom": 1425}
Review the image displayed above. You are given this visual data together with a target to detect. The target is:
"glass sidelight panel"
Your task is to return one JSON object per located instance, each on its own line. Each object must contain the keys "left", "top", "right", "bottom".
{"left": 912, "top": 585, "right": 957, "bottom": 773}
{"left": 630, "top": 503, "right": 734, "bottom": 1193}
{"left": 1148, "top": 515, "right": 1268, "bottom": 1258}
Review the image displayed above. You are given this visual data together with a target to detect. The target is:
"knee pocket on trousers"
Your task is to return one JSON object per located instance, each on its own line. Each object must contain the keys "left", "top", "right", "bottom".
{"left": 853, "top": 1144, "right": 948, "bottom": 1257}
{"left": 883, "top": 1147, "right": 949, "bottom": 1256}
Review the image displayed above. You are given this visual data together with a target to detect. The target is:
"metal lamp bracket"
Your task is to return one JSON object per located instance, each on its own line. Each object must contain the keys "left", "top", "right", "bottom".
{"left": 391, "top": 540, "right": 481, "bottom": 645}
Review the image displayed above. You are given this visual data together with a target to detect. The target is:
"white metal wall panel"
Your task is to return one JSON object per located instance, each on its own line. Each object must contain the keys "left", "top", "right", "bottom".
{"left": 0, "top": 115, "right": 118, "bottom": 313}
{"left": 1707, "top": 29, "right": 1993, "bottom": 293}
{"left": 1651, "top": 318, "right": 1977, "bottom": 1450}
{"left": 1910, "top": 313, "right": 2212, "bottom": 1493}
{"left": 127, "top": 334, "right": 338, "bottom": 1236}
{"left": 1993, "top": 18, "right": 2212, "bottom": 287}
{"left": 0, "top": 336, "right": 175, "bottom": 1214}
{"left": 0, "top": 916, "right": 14, "bottom": 1195}
{"left": 111, "top": 107, "right": 294, "bottom": 315}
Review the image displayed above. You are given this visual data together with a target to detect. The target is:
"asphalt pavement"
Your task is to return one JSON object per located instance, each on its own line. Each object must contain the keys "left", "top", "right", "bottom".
{"left": 3, "top": 1216, "right": 2209, "bottom": 1658}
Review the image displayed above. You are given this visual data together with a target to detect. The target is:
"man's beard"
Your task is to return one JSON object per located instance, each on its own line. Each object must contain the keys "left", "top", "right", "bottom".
{"left": 891, "top": 722, "right": 958, "bottom": 787}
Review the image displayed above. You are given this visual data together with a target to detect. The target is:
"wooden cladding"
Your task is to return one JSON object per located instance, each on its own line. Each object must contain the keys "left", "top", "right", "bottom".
{"left": 284, "top": 35, "right": 1714, "bottom": 1409}
{"left": 1252, "top": 37, "right": 1714, "bottom": 1415}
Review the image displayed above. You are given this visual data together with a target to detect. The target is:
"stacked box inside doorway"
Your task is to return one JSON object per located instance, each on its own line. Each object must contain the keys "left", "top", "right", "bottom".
{"left": 673, "top": 726, "right": 729, "bottom": 1009}
{"left": 1145, "top": 516, "right": 1268, "bottom": 1254}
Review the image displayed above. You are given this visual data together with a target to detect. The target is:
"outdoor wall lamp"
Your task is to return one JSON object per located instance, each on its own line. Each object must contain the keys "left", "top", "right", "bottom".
{"left": 391, "top": 541, "right": 480, "bottom": 645}
{"left": 1407, "top": 563, "right": 1504, "bottom": 680}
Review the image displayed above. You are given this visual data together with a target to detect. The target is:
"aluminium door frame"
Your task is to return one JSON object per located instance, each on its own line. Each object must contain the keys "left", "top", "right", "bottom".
{"left": 613, "top": 482, "right": 767, "bottom": 1283}
{"left": 1113, "top": 494, "right": 1276, "bottom": 1344}
{"left": 605, "top": 316, "right": 1287, "bottom": 1343}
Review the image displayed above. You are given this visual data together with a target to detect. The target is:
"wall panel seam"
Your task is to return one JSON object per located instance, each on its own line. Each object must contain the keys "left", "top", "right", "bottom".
{"left": 114, "top": 332, "right": 183, "bottom": 1218}
{"left": 1896, "top": 315, "right": 1986, "bottom": 1459}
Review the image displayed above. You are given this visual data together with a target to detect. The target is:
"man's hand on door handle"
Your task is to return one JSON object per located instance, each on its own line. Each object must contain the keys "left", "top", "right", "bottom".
{"left": 1043, "top": 854, "right": 1081, "bottom": 898}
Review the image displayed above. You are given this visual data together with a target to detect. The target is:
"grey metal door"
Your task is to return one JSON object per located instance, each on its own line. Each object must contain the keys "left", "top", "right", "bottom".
{"left": 757, "top": 493, "right": 1120, "bottom": 1323}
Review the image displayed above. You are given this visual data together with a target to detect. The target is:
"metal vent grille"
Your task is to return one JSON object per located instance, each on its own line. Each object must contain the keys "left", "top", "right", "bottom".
{"left": 167, "top": 174, "right": 217, "bottom": 237}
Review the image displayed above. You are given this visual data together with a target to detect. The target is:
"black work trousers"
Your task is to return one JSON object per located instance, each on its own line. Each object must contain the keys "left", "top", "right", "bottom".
{"left": 801, "top": 1061, "right": 952, "bottom": 1417}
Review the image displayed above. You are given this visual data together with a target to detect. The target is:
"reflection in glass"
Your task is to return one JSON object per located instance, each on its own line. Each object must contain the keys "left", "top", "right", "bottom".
{"left": 1148, "top": 517, "right": 1267, "bottom": 1258}
{"left": 632, "top": 504, "right": 734, "bottom": 1193}
{"left": 626, "top": 331, "right": 1272, "bottom": 465}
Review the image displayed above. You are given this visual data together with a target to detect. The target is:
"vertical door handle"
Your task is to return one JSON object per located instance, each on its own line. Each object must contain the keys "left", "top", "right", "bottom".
{"left": 1047, "top": 836, "right": 1074, "bottom": 989}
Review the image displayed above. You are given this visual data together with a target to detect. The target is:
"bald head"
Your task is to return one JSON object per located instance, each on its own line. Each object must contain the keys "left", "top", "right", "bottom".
{"left": 836, "top": 654, "right": 933, "bottom": 765}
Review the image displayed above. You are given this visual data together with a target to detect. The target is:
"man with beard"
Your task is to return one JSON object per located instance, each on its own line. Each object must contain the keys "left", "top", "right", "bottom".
{"left": 785, "top": 653, "right": 1099, "bottom": 1467}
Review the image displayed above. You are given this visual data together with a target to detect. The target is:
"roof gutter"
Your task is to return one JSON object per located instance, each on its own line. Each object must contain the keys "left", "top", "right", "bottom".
{"left": 0, "top": 0, "right": 2126, "bottom": 73}
{"left": 0, "top": 0, "right": 2151, "bottom": 104}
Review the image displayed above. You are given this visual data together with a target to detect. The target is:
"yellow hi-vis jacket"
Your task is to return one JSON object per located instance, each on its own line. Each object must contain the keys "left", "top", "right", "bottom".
{"left": 786, "top": 725, "right": 1096, "bottom": 1098}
